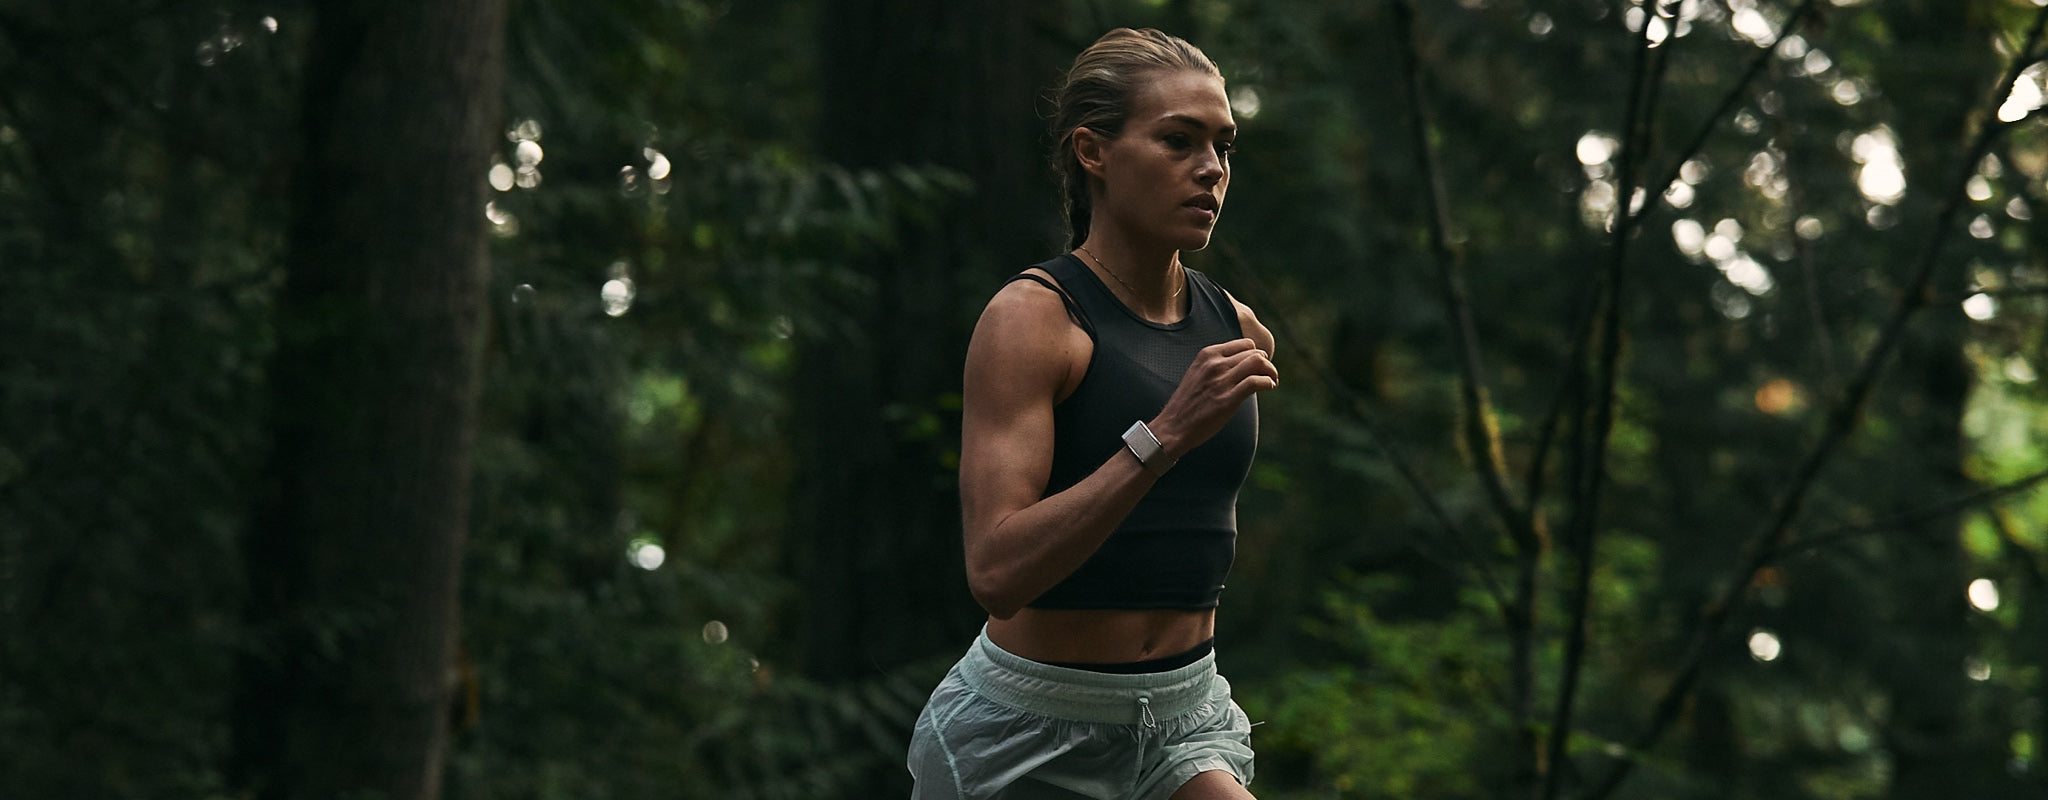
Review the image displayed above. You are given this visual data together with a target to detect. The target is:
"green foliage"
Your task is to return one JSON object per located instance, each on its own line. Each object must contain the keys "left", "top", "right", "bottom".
{"left": 0, "top": 1, "right": 293, "bottom": 794}
{"left": 1242, "top": 575, "right": 1501, "bottom": 798}
{"left": 446, "top": 2, "right": 975, "bottom": 797}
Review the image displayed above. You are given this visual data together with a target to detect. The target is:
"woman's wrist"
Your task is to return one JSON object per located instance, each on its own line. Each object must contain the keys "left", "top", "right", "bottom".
{"left": 1143, "top": 417, "right": 1190, "bottom": 461}
{"left": 1123, "top": 421, "right": 1178, "bottom": 477}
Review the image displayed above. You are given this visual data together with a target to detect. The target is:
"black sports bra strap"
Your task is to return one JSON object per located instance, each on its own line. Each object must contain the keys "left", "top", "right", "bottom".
{"left": 1005, "top": 271, "right": 1095, "bottom": 338}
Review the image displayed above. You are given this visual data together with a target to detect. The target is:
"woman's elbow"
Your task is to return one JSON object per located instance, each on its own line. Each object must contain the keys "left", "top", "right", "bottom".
{"left": 980, "top": 599, "right": 1022, "bottom": 621}
{"left": 966, "top": 565, "right": 1026, "bottom": 620}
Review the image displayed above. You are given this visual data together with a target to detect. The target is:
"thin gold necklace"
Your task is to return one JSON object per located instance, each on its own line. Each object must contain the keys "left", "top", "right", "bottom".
{"left": 1079, "top": 244, "right": 1184, "bottom": 300}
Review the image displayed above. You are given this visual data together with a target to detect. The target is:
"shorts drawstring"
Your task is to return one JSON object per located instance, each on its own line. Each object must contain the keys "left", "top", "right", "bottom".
{"left": 1137, "top": 696, "right": 1157, "bottom": 730}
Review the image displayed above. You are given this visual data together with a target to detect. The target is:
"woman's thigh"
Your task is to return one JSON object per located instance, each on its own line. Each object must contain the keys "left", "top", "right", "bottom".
{"left": 1169, "top": 770, "right": 1254, "bottom": 800}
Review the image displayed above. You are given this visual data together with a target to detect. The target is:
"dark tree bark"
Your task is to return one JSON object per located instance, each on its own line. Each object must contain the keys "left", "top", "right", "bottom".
{"left": 1872, "top": 3, "right": 2018, "bottom": 795}
{"left": 791, "top": 0, "right": 1062, "bottom": 678}
{"left": 231, "top": 1, "right": 504, "bottom": 798}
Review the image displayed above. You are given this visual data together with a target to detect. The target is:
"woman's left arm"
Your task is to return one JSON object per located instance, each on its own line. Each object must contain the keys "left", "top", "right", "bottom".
{"left": 1229, "top": 295, "right": 1276, "bottom": 359}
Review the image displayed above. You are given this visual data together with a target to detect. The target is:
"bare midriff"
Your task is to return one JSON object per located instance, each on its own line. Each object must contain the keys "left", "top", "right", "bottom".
{"left": 985, "top": 607, "right": 1216, "bottom": 665}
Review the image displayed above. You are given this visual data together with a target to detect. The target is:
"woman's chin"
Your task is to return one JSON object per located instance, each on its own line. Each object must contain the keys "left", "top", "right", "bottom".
{"left": 1176, "top": 231, "right": 1217, "bottom": 252}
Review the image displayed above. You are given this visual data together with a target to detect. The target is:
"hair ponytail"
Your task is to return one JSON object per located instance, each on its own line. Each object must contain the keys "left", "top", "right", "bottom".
{"left": 1059, "top": 144, "right": 1094, "bottom": 250}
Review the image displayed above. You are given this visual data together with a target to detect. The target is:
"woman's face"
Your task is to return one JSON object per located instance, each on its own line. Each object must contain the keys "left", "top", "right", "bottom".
{"left": 1090, "top": 70, "right": 1236, "bottom": 252}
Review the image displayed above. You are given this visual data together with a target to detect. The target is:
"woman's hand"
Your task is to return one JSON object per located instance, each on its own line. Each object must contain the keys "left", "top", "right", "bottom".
{"left": 1146, "top": 338, "right": 1277, "bottom": 458}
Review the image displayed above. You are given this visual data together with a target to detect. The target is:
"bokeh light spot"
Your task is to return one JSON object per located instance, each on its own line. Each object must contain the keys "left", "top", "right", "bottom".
{"left": 488, "top": 162, "right": 515, "bottom": 192}
{"left": 1672, "top": 219, "right": 1706, "bottom": 259}
{"left": 603, "top": 278, "right": 636, "bottom": 317}
{"left": 1748, "top": 629, "right": 1782, "bottom": 662}
{"left": 630, "top": 540, "right": 666, "bottom": 570}
{"left": 1754, "top": 378, "right": 1802, "bottom": 415}
{"left": 1576, "top": 132, "right": 1618, "bottom": 167}
{"left": 1831, "top": 79, "right": 1863, "bottom": 106}
{"left": 1721, "top": 255, "right": 1774, "bottom": 296}
{"left": 1969, "top": 578, "right": 2001, "bottom": 612}
{"left": 2005, "top": 357, "right": 2038, "bottom": 384}
{"left": 1967, "top": 175, "right": 1994, "bottom": 202}
{"left": 1963, "top": 293, "right": 1997, "bottom": 321}
{"left": 1998, "top": 65, "right": 2044, "bottom": 123}
{"left": 1230, "top": 86, "right": 1262, "bottom": 119}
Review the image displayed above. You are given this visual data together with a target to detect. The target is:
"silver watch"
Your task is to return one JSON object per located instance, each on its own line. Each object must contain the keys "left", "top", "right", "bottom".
{"left": 1122, "top": 421, "right": 1177, "bottom": 477}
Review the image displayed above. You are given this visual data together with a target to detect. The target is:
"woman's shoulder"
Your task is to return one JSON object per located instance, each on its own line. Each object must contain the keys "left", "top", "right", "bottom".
{"left": 1191, "top": 271, "right": 1274, "bottom": 355}
{"left": 967, "top": 262, "right": 1095, "bottom": 401}
{"left": 976, "top": 277, "right": 1076, "bottom": 341}
{"left": 983, "top": 256, "right": 1092, "bottom": 335}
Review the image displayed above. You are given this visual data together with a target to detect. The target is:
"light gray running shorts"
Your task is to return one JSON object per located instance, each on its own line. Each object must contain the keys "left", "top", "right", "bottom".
{"left": 907, "top": 629, "right": 1255, "bottom": 799}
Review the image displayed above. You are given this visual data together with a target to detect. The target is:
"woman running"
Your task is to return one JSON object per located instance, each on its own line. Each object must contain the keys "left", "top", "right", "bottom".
{"left": 907, "top": 27, "right": 1277, "bottom": 800}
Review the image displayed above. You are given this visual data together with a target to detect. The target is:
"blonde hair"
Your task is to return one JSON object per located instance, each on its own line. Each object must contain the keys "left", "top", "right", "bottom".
{"left": 1050, "top": 28, "right": 1221, "bottom": 249}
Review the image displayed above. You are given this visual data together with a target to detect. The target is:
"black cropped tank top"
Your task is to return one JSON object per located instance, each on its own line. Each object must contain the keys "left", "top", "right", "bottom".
{"left": 1013, "top": 253, "right": 1259, "bottom": 610}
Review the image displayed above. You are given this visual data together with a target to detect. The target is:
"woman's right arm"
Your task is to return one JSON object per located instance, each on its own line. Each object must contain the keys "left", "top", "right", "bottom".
{"left": 958, "top": 278, "right": 1277, "bottom": 619}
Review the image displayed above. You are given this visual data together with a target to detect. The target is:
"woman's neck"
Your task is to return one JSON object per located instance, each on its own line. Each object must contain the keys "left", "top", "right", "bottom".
{"left": 1075, "top": 234, "right": 1185, "bottom": 321}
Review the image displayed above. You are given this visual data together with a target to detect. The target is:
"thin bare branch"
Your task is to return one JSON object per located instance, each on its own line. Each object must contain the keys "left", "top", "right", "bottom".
{"left": 1586, "top": 7, "right": 2048, "bottom": 798}
{"left": 1388, "top": 5, "right": 1549, "bottom": 792}
{"left": 1542, "top": 2, "right": 1672, "bottom": 795}
{"left": 1766, "top": 467, "right": 2048, "bottom": 563}
{"left": 1389, "top": 0, "right": 1532, "bottom": 545}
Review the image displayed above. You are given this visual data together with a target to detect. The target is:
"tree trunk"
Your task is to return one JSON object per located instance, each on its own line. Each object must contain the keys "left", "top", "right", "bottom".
{"left": 793, "top": 0, "right": 1058, "bottom": 678}
{"left": 1872, "top": 2, "right": 2012, "bottom": 795}
{"left": 231, "top": 1, "right": 503, "bottom": 798}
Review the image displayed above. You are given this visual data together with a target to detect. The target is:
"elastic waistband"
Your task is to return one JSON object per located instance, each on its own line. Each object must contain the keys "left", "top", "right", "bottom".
{"left": 1046, "top": 637, "right": 1213, "bottom": 673}
{"left": 959, "top": 629, "right": 1218, "bottom": 726}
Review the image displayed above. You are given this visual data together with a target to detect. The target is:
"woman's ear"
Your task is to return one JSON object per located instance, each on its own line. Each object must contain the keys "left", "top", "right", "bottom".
{"left": 1073, "top": 127, "right": 1110, "bottom": 180}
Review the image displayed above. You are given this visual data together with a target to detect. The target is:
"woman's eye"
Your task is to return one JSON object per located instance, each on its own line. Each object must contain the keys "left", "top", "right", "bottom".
{"left": 1215, "top": 141, "right": 1236, "bottom": 157}
{"left": 1164, "top": 134, "right": 1192, "bottom": 149}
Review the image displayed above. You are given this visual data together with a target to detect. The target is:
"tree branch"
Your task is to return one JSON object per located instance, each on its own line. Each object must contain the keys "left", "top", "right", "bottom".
{"left": 1585, "top": 7, "right": 2048, "bottom": 798}
{"left": 1542, "top": 2, "right": 1674, "bottom": 795}
{"left": 1764, "top": 466, "right": 2048, "bottom": 564}
{"left": 1388, "top": 5, "right": 1551, "bottom": 792}
{"left": 1389, "top": 0, "right": 1529, "bottom": 541}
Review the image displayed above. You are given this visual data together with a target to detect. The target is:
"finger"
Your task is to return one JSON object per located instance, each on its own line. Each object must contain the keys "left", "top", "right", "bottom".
{"left": 1213, "top": 362, "right": 1278, "bottom": 402}
{"left": 1226, "top": 373, "right": 1278, "bottom": 401}
{"left": 1202, "top": 338, "right": 1261, "bottom": 359}
{"left": 1217, "top": 349, "right": 1278, "bottom": 382}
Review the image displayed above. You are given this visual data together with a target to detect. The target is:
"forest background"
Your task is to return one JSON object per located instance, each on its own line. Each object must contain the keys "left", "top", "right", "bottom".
{"left": 5, "top": 0, "right": 2048, "bottom": 798}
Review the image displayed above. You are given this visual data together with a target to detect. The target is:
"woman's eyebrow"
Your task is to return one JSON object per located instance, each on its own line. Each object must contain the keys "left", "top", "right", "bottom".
{"left": 1158, "top": 113, "right": 1236, "bottom": 136}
